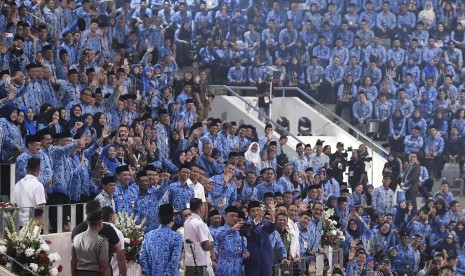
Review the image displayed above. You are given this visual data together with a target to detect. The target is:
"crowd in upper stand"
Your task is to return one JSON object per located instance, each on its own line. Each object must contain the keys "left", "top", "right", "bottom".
{"left": 2, "top": 0, "right": 465, "bottom": 275}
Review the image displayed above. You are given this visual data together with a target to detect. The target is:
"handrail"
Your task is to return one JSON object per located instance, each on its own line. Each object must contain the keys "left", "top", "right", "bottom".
{"left": 1, "top": 253, "right": 39, "bottom": 275}
{"left": 212, "top": 85, "right": 388, "bottom": 155}
{"left": 217, "top": 85, "right": 305, "bottom": 145}
{"left": 0, "top": 203, "right": 88, "bottom": 237}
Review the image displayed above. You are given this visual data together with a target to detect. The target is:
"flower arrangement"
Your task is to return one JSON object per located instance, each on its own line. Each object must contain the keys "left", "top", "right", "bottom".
{"left": 320, "top": 208, "right": 345, "bottom": 248}
{"left": 115, "top": 212, "right": 146, "bottom": 263}
{"left": 0, "top": 217, "right": 62, "bottom": 275}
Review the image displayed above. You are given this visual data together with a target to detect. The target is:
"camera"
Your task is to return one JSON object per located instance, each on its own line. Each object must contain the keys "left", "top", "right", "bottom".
{"left": 239, "top": 223, "right": 252, "bottom": 237}
{"left": 11, "top": 47, "right": 23, "bottom": 56}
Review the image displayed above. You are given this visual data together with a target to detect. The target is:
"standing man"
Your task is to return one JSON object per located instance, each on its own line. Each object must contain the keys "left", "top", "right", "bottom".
{"left": 95, "top": 176, "right": 116, "bottom": 210}
{"left": 71, "top": 201, "right": 127, "bottom": 276}
{"left": 71, "top": 210, "right": 111, "bottom": 276}
{"left": 401, "top": 152, "right": 421, "bottom": 209}
{"left": 140, "top": 204, "right": 183, "bottom": 276}
{"left": 245, "top": 200, "right": 277, "bottom": 276}
{"left": 208, "top": 163, "right": 238, "bottom": 210}
{"left": 13, "top": 157, "right": 46, "bottom": 227}
{"left": 372, "top": 174, "right": 395, "bottom": 215}
{"left": 213, "top": 205, "right": 250, "bottom": 276}
{"left": 164, "top": 163, "right": 195, "bottom": 224}
{"left": 184, "top": 198, "right": 214, "bottom": 276}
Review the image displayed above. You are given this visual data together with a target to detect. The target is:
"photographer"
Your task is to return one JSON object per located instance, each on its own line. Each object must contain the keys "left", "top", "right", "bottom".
{"left": 330, "top": 142, "right": 348, "bottom": 185}
{"left": 211, "top": 205, "right": 249, "bottom": 276}
{"left": 347, "top": 150, "right": 366, "bottom": 190}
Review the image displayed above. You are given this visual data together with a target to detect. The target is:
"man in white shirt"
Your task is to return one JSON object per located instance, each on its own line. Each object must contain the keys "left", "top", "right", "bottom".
{"left": 102, "top": 206, "right": 124, "bottom": 276}
{"left": 187, "top": 164, "right": 207, "bottom": 218}
{"left": 14, "top": 157, "right": 46, "bottom": 226}
{"left": 184, "top": 198, "right": 214, "bottom": 276}
{"left": 287, "top": 204, "right": 300, "bottom": 261}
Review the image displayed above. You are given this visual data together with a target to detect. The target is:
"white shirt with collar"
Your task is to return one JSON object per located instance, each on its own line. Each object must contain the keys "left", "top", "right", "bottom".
{"left": 183, "top": 213, "right": 212, "bottom": 267}
{"left": 14, "top": 174, "right": 46, "bottom": 226}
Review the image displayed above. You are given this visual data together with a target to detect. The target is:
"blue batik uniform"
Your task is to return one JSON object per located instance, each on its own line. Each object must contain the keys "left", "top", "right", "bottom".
{"left": 404, "top": 135, "right": 424, "bottom": 154}
{"left": 344, "top": 64, "right": 363, "bottom": 84}
{"left": 215, "top": 131, "right": 234, "bottom": 160}
{"left": 433, "top": 190, "right": 454, "bottom": 206}
{"left": 208, "top": 175, "right": 237, "bottom": 210}
{"left": 376, "top": 11, "right": 396, "bottom": 30}
{"left": 307, "top": 219, "right": 323, "bottom": 253}
{"left": 422, "top": 45, "right": 441, "bottom": 63}
{"left": 155, "top": 122, "right": 170, "bottom": 159}
{"left": 57, "top": 81, "right": 81, "bottom": 107}
{"left": 312, "top": 45, "right": 331, "bottom": 66}
{"left": 362, "top": 67, "right": 383, "bottom": 86}
{"left": 353, "top": 100, "right": 373, "bottom": 121}
{"left": 372, "top": 186, "right": 395, "bottom": 215}
{"left": 22, "top": 82, "right": 44, "bottom": 114}
{"left": 140, "top": 225, "right": 183, "bottom": 276}
{"left": 255, "top": 182, "right": 283, "bottom": 200}
{"left": 163, "top": 182, "right": 194, "bottom": 220}
{"left": 269, "top": 230, "right": 287, "bottom": 261}
{"left": 290, "top": 155, "right": 311, "bottom": 174}
{"left": 38, "top": 149, "right": 53, "bottom": 194}
{"left": 324, "top": 178, "right": 340, "bottom": 198}
{"left": 0, "top": 118, "right": 24, "bottom": 162}
{"left": 397, "top": 11, "right": 416, "bottom": 30}
{"left": 276, "top": 176, "right": 293, "bottom": 193}
{"left": 49, "top": 143, "right": 75, "bottom": 197}
{"left": 372, "top": 228, "right": 397, "bottom": 255}
{"left": 394, "top": 244, "right": 417, "bottom": 274}
{"left": 388, "top": 47, "right": 406, "bottom": 67}
{"left": 299, "top": 29, "right": 318, "bottom": 49}
{"left": 238, "top": 182, "right": 258, "bottom": 202}
{"left": 425, "top": 135, "right": 444, "bottom": 155}
{"left": 407, "top": 220, "right": 431, "bottom": 240}
{"left": 134, "top": 181, "right": 171, "bottom": 232}
{"left": 197, "top": 154, "right": 223, "bottom": 177}
{"left": 213, "top": 224, "right": 248, "bottom": 276}
{"left": 114, "top": 182, "right": 139, "bottom": 214}
{"left": 15, "top": 150, "right": 37, "bottom": 184}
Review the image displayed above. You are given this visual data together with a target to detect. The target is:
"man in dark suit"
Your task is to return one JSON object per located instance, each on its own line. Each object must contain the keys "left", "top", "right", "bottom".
{"left": 244, "top": 200, "right": 284, "bottom": 276}
{"left": 402, "top": 152, "right": 421, "bottom": 209}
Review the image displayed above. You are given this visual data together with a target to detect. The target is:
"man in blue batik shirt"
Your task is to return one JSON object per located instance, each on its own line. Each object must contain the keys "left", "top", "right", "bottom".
{"left": 163, "top": 163, "right": 195, "bottom": 224}
{"left": 208, "top": 163, "right": 238, "bottom": 210}
{"left": 114, "top": 165, "right": 139, "bottom": 214}
{"left": 140, "top": 203, "right": 183, "bottom": 276}
{"left": 394, "top": 231, "right": 417, "bottom": 274}
{"left": 256, "top": 168, "right": 284, "bottom": 200}
{"left": 213, "top": 205, "right": 249, "bottom": 276}
{"left": 352, "top": 92, "right": 373, "bottom": 126}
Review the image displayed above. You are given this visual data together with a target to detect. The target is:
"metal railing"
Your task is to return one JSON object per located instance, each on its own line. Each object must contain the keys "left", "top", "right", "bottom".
{"left": 211, "top": 85, "right": 388, "bottom": 156}
{"left": 0, "top": 203, "right": 87, "bottom": 238}
{"left": 1, "top": 253, "right": 39, "bottom": 275}
{"left": 212, "top": 85, "right": 306, "bottom": 145}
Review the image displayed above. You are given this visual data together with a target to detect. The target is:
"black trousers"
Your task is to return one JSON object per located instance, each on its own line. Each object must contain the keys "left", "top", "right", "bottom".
{"left": 76, "top": 270, "right": 102, "bottom": 276}
{"left": 406, "top": 184, "right": 419, "bottom": 210}
{"left": 185, "top": 266, "right": 208, "bottom": 276}
{"left": 419, "top": 179, "right": 434, "bottom": 200}
{"left": 48, "top": 193, "right": 70, "bottom": 233}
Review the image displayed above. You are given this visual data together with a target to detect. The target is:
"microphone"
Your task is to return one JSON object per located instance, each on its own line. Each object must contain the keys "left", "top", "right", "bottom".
{"left": 185, "top": 239, "right": 193, "bottom": 244}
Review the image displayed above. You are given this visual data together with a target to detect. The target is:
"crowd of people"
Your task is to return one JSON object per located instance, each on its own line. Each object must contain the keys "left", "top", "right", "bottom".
{"left": 1, "top": 0, "right": 465, "bottom": 275}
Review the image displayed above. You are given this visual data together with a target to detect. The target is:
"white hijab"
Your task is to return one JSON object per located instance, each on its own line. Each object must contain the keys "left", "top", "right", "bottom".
{"left": 245, "top": 142, "right": 261, "bottom": 168}
{"left": 420, "top": 1, "right": 435, "bottom": 24}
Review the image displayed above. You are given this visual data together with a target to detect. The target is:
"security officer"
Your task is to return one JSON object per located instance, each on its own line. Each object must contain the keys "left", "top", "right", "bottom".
{"left": 71, "top": 210, "right": 111, "bottom": 276}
